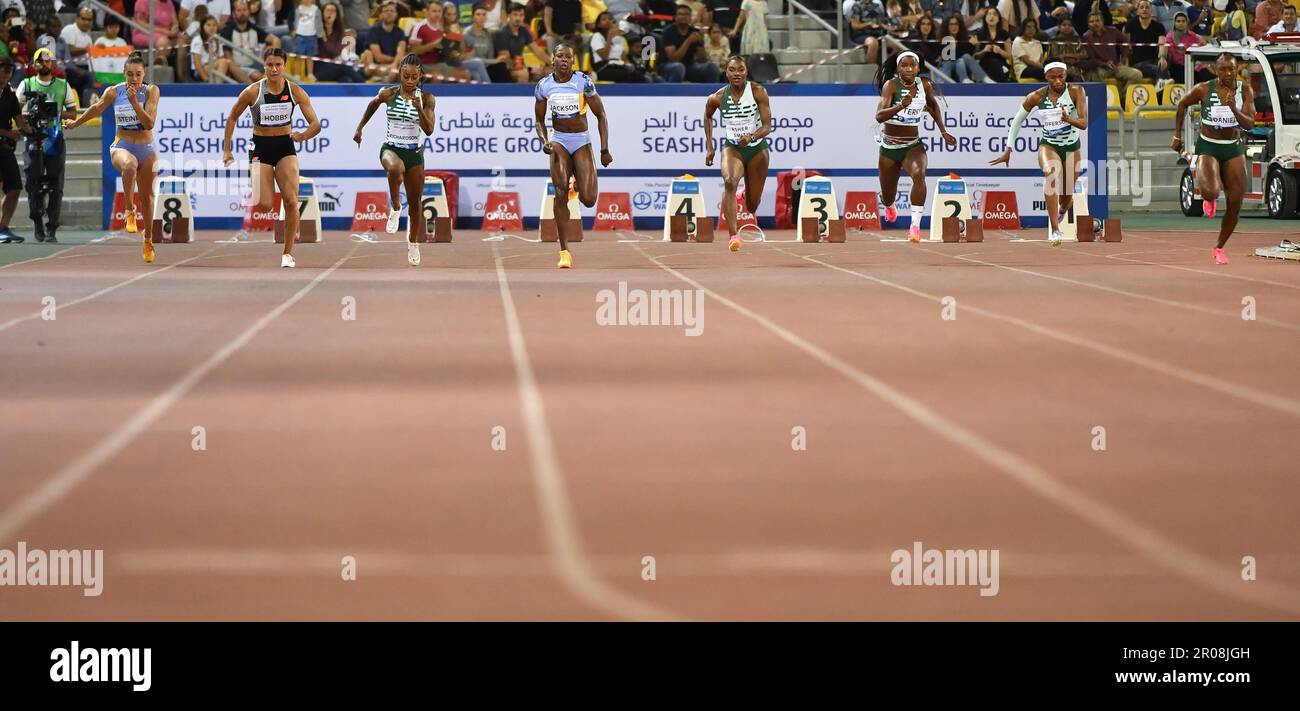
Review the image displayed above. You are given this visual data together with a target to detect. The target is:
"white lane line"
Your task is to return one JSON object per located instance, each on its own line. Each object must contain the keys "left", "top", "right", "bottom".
{"left": 631, "top": 242, "right": 1300, "bottom": 617}
{"left": 0, "top": 245, "right": 224, "bottom": 333}
{"left": 493, "top": 243, "right": 678, "bottom": 621}
{"left": 925, "top": 248, "right": 1300, "bottom": 333}
{"left": 0, "top": 246, "right": 76, "bottom": 270}
{"left": 0, "top": 247, "right": 360, "bottom": 543}
{"left": 780, "top": 246, "right": 1300, "bottom": 420}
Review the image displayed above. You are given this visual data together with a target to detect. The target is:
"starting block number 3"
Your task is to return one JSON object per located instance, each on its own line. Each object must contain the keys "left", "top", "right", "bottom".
{"left": 797, "top": 177, "right": 845, "bottom": 242}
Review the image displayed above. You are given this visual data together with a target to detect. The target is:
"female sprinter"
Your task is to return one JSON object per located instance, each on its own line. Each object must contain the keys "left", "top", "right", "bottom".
{"left": 354, "top": 54, "right": 436, "bottom": 266}
{"left": 875, "top": 51, "right": 957, "bottom": 242}
{"left": 533, "top": 43, "right": 612, "bottom": 269}
{"left": 1172, "top": 53, "right": 1253, "bottom": 264}
{"left": 990, "top": 61, "right": 1087, "bottom": 245}
{"left": 65, "top": 51, "right": 161, "bottom": 263}
{"left": 704, "top": 55, "right": 773, "bottom": 252}
{"left": 221, "top": 47, "right": 323, "bottom": 268}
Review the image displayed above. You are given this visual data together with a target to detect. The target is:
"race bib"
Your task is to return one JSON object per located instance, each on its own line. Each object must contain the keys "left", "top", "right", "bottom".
{"left": 547, "top": 91, "right": 582, "bottom": 118}
{"left": 724, "top": 113, "right": 757, "bottom": 141}
{"left": 1039, "top": 107, "right": 1068, "bottom": 136}
{"left": 386, "top": 120, "right": 420, "bottom": 147}
{"left": 259, "top": 101, "right": 292, "bottom": 125}
{"left": 114, "top": 104, "right": 140, "bottom": 128}
{"left": 897, "top": 89, "right": 924, "bottom": 123}
{"left": 1207, "top": 104, "right": 1236, "bottom": 128}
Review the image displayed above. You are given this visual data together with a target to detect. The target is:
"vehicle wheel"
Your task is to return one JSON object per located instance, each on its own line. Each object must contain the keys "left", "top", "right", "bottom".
{"left": 1180, "top": 168, "right": 1203, "bottom": 217}
{"left": 1265, "top": 168, "right": 1298, "bottom": 219}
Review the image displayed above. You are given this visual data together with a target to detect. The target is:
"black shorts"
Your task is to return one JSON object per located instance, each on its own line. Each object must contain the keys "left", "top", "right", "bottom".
{"left": 249, "top": 134, "right": 297, "bottom": 169}
{"left": 0, "top": 149, "right": 20, "bottom": 192}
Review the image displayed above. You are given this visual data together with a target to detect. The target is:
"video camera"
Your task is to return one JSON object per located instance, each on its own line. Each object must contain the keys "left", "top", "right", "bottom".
{"left": 24, "top": 92, "right": 60, "bottom": 129}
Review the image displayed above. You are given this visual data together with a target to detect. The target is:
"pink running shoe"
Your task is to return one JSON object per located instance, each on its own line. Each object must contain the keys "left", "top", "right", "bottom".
{"left": 884, "top": 205, "right": 897, "bottom": 223}
{"left": 1204, "top": 199, "right": 1217, "bottom": 218}
{"left": 728, "top": 235, "right": 742, "bottom": 252}
{"left": 1213, "top": 247, "right": 1228, "bottom": 264}
{"left": 907, "top": 225, "right": 922, "bottom": 243}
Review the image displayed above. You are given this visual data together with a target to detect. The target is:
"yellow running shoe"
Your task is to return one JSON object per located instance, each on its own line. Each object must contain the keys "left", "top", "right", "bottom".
{"left": 125, "top": 210, "right": 138, "bottom": 234}
{"left": 557, "top": 249, "right": 572, "bottom": 269}
{"left": 143, "top": 239, "right": 155, "bottom": 264}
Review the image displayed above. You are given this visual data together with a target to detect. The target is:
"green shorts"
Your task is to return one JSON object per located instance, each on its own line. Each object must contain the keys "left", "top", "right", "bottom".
{"left": 1044, "top": 139, "right": 1080, "bottom": 163}
{"left": 1195, "top": 134, "right": 1245, "bottom": 164}
{"left": 723, "top": 139, "right": 769, "bottom": 165}
{"left": 879, "top": 140, "right": 922, "bottom": 164}
{"left": 381, "top": 144, "right": 424, "bottom": 170}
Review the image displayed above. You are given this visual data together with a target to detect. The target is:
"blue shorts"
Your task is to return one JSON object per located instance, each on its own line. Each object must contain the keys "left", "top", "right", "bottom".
{"left": 110, "top": 136, "right": 155, "bottom": 163}
{"left": 293, "top": 35, "right": 319, "bottom": 57}
{"left": 549, "top": 130, "right": 590, "bottom": 156}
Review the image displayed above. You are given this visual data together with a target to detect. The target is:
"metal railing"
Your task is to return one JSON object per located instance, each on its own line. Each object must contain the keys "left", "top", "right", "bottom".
{"left": 785, "top": 0, "right": 844, "bottom": 76}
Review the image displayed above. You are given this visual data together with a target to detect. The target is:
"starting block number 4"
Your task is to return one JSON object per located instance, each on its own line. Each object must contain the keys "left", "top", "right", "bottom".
{"left": 152, "top": 176, "right": 192, "bottom": 243}
{"left": 796, "top": 176, "right": 845, "bottom": 243}
{"left": 275, "top": 178, "right": 321, "bottom": 244}
{"left": 929, "top": 178, "right": 972, "bottom": 242}
{"left": 664, "top": 178, "right": 713, "bottom": 242}
{"left": 422, "top": 177, "right": 453, "bottom": 242}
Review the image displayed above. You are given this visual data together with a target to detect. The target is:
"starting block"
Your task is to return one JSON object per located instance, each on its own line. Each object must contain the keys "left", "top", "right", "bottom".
{"left": 420, "top": 176, "right": 453, "bottom": 243}
{"left": 664, "top": 175, "right": 713, "bottom": 242}
{"left": 1255, "top": 239, "right": 1300, "bottom": 260}
{"left": 928, "top": 175, "right": 972, "bottom": 242}
{"left": 842, "top": 191, "right": 881, "bottom": 231}
{"left": 797, "top": 176, "right": 845, "bottom": 242}
{"left": 482, "top": 191, "right": 523, "bottom": 232}
{"left": 274, "top": 177, "right": 321, "bottom": 243}
{"left": 539, "top": 182, "right": 582, "bottom": 242}
{"left": 593, "top": 192, "right": 634, "bottom": 230}
{"left": 151, "top": 176, "right": 192, "bottom": 243}
{"left": 941, "top": 216, "right": 984, "bottom": 242}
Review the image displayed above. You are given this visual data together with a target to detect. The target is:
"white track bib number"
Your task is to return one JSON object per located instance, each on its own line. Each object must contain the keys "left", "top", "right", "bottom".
{"left": 259, "top": 101, "right": 292, "bottom": 125}
{"left": 547, "top": 92, "right": 581, "bottom": 118}
{"left": 386, "top": 121, "right": 420, "bottom": 147}
{"left": 1207, "top": 105, "right": 1236, "bottom": 129}
{"left": 1039, "top": 107, "right": 1067, "bottom": 136}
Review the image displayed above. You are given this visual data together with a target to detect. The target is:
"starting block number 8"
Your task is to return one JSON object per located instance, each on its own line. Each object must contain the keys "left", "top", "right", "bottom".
{"left": 152, "top": 176, "right": 192, "bottom": 243}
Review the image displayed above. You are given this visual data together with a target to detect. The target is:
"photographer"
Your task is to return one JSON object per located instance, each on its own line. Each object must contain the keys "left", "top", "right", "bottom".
{"left": 16, "top": 47, "right": 75, "bottom": 243}
{"left": 0, "top": 59, "right": 24, "bottom": 244}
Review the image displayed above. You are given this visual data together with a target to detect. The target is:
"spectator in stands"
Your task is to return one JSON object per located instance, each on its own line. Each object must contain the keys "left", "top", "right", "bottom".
{"left": 339, "top": 0, "right": 369, "bottom": 33}
{"left": 604, "top": 0, "right": 642, "bottom": 22}
{"left": 5, "top": 12, "right": 30, "bottom": 75}
{"left": 680, "top": 0, "right": 708, "bottom": 25}
{"left": 408, "top": 1, "right": 469, "bottom": 81}
{"left": 524, "top": 0, "right": 544, "bottom": 25}
{"left": 542, "top": 0, "right": 582, "bottom": 53}
{"left": 1268, "top": 4, "right": 1300, "bottom": 32}
{"left": 1216, "top": 2, "right": 1249, "bottom": 40}
{"left": 1011, "top": 17, "right": 1045, "bottom": 79}
{"left": 479, "top": 0, "right": 509, "bottom": 29}
{"left": 133, "top": 0, "right": 182, "bottom": 79}
{"left": 1047, "top": 15, "right": 1086, "bottom": 79}
{"left": 58, "top": 7, "right": 94, "bottom": 103}
{"left": 182, "top": 0, "right": 231, "bottom": 33}
{"left": 1165, "top": 11, "right": 1208, "bottom": 82}
{"left": 730, "top": 0, "right": 769, "bottom": 55}
{"left": 960, "top": 0, "right": 992, "bottom": 33}
{"left": 898, "top": 0, "right": 925, "bottom": 27}
{"left": 1185, "top": 0, "right": 1212, "bottom": 35}
{"left": 939, "top": 14, "right": 989, "bottom": 82}
{"left": 930, "top": 0, "right": 965, "bottom": 23}
{"left": 1255, "top": 0, "right": 1287, "bottom": 37}
{"left": 183, "top": 3, "right": 210, "bottom": 38}
{"left": 848, "top": 0, "right": 885, "bottom": 65}
{"left": 292, "top": 0, "right": 323, "bottom": 81}
{"left": 1125, "top": 0, "right": 1168, "bottom": 82}
{"left": 367, "top": 1, "right": 406, "bottom": 80}
{"left": 223, "top": 0, "right": 281, "bottom": 82}
{"left": 974, "top": 5, "right": 1013, "bottom": 80}
{"left": 1080, "top": 10, "right": 1142, "bottom": 88}
{"left": 315, "top": 1, "right": 365, "bottom": 80}
{"left": 704, "top": 21, "right": 729, "bottom": 67}
{"left": 590, "top": 10, "right": 642, "bottom": 80}
{"left": 661, "top": 4, "right": 720, "bottom": 81}
{"left": 466, "top": 3, "right": 511, "bottom": 81}
{"left": 191, "top": 13, "right": 249, "bottom": 80}
{"left": 24, "top": 0, "right": 52, "bottom": 25}
{"left": 95, "top": 16, "right": 129, "bottom": 47}
{"left": 1150, "top": 0, "right": 1189, "bottom": 25}
{"left": 35, "top": 16, "right": 66, "bottom": 79}
{"left": 443, "top": 0, "right": 491, "bottom": 80}
{"left": 907, "top": 14, "right": 940, "bottom": 75}
{"left": 883, "top": 0, "right": 908, "bottom": 40}
{"left": 1071, "top": 0, "right": 1112, "bottom": 32}
{"left": 997, "top": 0, "right": 1037, "bottom": 33}
{"left": 495, "top": 2, "right": 547, "bottom": 81}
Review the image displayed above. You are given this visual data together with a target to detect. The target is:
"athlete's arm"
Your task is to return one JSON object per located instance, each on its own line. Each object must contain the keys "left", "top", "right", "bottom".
{"left": 354, "top": 86, "right": 396, "bottom": 144}
{"left": 222, "top": 83, "right": 258, "bottom": 165}
{"left": 290, "top": 83, "right": 322, "bottom": 142}
{"left": 535, "top": 97, "right": 551, "bottom": 153}
{"left": 1171, "top": 82, "right": 1207, "bottom": 151}
{"left": 132, "top": 85, "right": 160, "bottom": 131}
{"left": 1235, "top": 79, "right": 1256, "bottom": 130}
{"left": 748, "top": 82, "right": 774, "bottom": 145}
{"left": 703, "top": 90, "right": 720, "bottom": 166}
{"left": 874, "top": 80, "right": 905, "bottom": 123}
{"left": 1063, "top": 85, "right": 1087, "bottom": 130}
{"left": 64, "top": 85, "right": 117, "bottom": 130}
{"left": 588, "top": 91, "right": 612, "bottom": 166}
{"left": 922, "top": 79, "right": 955, "bottom": 146}
{"left": 419, "top": 91, "right": 436, "bottom": 136}
{"left": 989, "top": 90, "right": 1041, "bottom": 166}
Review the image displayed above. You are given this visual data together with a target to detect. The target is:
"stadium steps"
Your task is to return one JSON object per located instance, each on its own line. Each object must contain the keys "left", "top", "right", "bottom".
{"left": 769, "top": 13, "right": 875, "bottom": 84}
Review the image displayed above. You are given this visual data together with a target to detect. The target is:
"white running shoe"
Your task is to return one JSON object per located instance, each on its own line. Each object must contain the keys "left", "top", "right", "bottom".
{"left": 407, "top": 241, "right": 421, "bottom": 266}
{"left": 281, "top": 253, "right": 296, "bottom": 268}
{"left": 1049, "top": 230, "right": 1064, "bottom": 247}
{"left": 386, "top": 207, "right": 401, "bottom": 234}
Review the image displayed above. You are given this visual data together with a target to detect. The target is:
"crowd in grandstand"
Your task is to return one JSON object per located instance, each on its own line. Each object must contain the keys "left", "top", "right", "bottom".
{"left": 0, "top": 0, "right": 1295, "bottom": 91}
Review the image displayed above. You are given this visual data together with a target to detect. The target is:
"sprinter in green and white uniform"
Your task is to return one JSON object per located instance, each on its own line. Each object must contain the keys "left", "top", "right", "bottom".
{"left": 1172, "top": 53, "right": 1254, "bottom": 264}
{"left": 704, "top": 56, "right": 774, "bottom": 252}
{"left": 875, "top": 51, "right": 958, "bottom": 242}
{"left": 354, "top": 55, "right": 436, "bottom": 266}
{"left": 991, "top": 62, "right": 1088, "bottom": 245}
